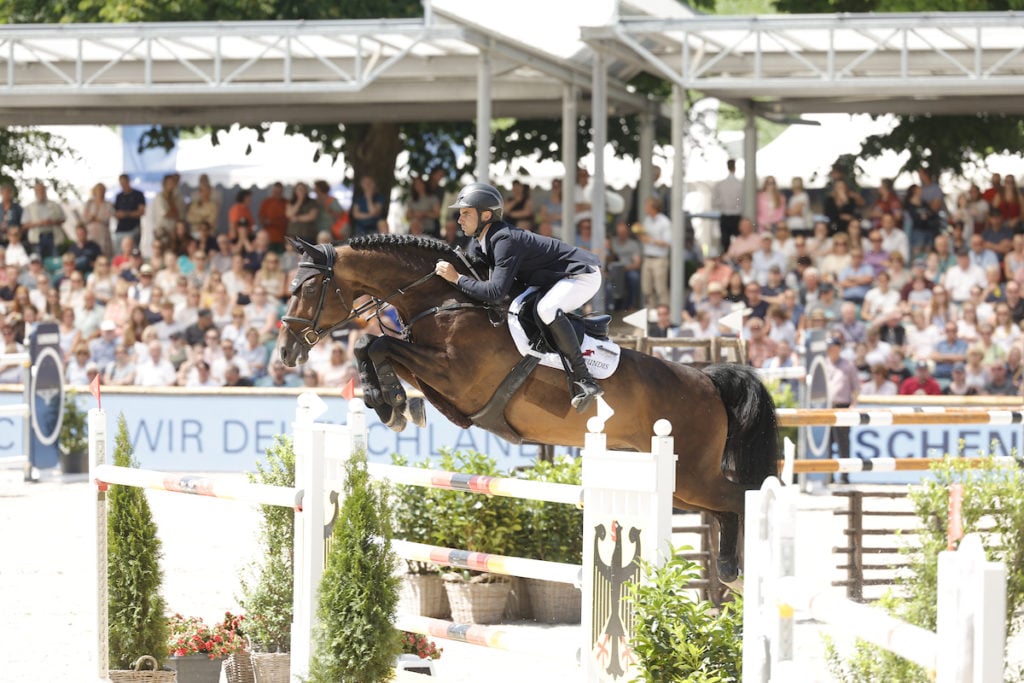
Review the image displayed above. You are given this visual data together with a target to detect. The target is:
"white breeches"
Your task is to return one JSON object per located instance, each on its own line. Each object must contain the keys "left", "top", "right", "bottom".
{"left": 536, "top": 270, "right": 602, "bottom": 324}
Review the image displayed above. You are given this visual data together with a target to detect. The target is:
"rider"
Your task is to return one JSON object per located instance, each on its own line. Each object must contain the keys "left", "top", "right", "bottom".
{"left": 434, "top": 181, "right": 605, "bottom": 413}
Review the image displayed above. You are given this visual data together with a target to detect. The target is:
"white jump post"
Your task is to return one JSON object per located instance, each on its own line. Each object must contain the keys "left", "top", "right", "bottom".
{"left": 90, "top": 407, "right": 108, "bottom": 681}
{"left": 581, "top": 415, "right": 676, "bottom": 682}
{"left": 743, "top": 477, "right": 1008, "bottom": 682}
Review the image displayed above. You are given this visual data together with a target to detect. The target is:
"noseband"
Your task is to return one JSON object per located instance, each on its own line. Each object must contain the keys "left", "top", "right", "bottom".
{"left": 280, "top": 259, "right": 357, "bottom": 349}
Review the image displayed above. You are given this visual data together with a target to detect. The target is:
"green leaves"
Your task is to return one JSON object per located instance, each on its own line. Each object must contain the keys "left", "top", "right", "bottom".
{"left": 826, "top": 453, "right": 1024, "bottom": 681}
{"left": 240, "top": 435, "right": 295, "bottom": 652}
{"left": 108, "top": 413, "right": 169, "bottom": 669}
{"left": 628, "top": 550, "right": 743, "bottom": 683}
{"left": 308, "top": 448, "right": 401, "bottom": 683}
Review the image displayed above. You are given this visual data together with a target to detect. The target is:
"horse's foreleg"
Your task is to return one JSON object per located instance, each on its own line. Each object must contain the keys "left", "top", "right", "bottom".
{"left": 353, "top": 334, "right": 399, "bottom": 427}
{"left": 367, "top": 337, "right": 409, "bottom": 407}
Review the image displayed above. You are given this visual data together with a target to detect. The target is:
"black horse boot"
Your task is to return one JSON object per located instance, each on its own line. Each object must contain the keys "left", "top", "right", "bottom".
{"left": 548, "top": 310, "right": 604, "bottom": 413}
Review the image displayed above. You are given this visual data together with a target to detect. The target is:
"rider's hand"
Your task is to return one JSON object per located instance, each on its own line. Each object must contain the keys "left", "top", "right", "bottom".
{"left": 435, "top": 260, "right": 459, "bottom": 283}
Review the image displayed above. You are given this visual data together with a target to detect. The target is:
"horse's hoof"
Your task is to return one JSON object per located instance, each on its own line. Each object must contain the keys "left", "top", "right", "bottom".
{"left": 387, "top": 411, "right": 407, "bottom": 432}
{"left": 407, "top": 398, "right": 426, "bottom": 428}
{"left": 722, "top": 575, "right": 744, "bottom": 595}
{"left": 717, "top": 557, "right": 739, "bottom": 585}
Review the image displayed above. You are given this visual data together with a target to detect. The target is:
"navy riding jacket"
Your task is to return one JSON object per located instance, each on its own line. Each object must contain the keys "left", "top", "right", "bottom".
{"left": 453, "top": 221, "right": 600, "bottom": 304}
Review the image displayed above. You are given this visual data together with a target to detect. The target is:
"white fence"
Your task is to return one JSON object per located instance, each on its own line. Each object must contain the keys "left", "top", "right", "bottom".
{"left": 742, "top": 476, "right": 1008, "bottom": 683}
{"left": 91, "top": 394, "right": 677, "bottom": 682}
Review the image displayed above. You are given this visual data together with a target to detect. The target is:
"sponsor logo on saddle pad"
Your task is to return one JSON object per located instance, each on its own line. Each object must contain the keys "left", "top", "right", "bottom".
{"left": 507, "top": 289, "right": 621, "bottom": 380}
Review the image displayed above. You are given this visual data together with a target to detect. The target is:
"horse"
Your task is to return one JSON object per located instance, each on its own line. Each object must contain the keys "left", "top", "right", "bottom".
{"left": 277, "top": 234, "right": 779, "bottom": 582}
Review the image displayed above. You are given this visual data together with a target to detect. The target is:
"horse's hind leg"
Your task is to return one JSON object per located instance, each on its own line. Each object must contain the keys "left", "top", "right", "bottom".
{"left": 678, "top": 475, "right": 746, "bottom": 584}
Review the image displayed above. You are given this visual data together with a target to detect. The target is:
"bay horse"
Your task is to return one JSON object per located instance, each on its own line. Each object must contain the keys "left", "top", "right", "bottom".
{"left": 277, "top": 234, "right": 779, "bottom": 582}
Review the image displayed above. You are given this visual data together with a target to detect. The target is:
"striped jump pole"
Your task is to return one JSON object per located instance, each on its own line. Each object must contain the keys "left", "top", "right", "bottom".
{"left": 782, "top": 456, "right": 1019, "bottom": 474}
{"left": 776, "top": 407, "right": 1024, "bottom": 427}
{"left": 390, "top": 539, "right": 581, "bottom": 586}
{"left": 366, "top": 462, "right": 583, "bottom": 507}
{"left": 92, "top": 464, "right": 303, "bottom": 509}
{"left": 394, "top": 615, "right": 574, "bottom": 660}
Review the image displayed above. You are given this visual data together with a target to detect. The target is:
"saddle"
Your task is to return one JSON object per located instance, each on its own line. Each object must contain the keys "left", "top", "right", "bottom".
{"left": 514, "top": 289, "right": 612, "bottom": 353}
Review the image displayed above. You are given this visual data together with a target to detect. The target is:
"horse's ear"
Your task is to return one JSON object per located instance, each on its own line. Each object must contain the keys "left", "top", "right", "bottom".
{"left": 286, "top": 236, "right": 305, "bottom": 254}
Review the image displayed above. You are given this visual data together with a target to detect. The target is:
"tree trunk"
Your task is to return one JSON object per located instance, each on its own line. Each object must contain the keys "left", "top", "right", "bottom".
{"left": 348, "top": 122, "right": 403, "bottom": 219}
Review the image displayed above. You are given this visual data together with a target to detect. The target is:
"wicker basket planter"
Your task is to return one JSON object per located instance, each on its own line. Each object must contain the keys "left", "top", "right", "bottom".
{"left": 399, "top": 572, "right": 451, "bottom": 618}
{"left": 224, "top": 651, "right": 255, "bottom": 683}
{"left": 442, "top": 573, "right": 512, "bottom": 625}
{"left": 525, "top": 579, "right": 582, "bottom": 624}
{"left": 108, "top": 655, "right": 177, "bottom": 683}
{"left": 249, "top": 652, "right": 290, "bottom": 683}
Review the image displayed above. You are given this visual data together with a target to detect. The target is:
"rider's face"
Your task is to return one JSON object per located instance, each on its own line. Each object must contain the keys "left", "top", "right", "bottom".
{"left": 459, "top": 208, "right": 490, "bottom": 237}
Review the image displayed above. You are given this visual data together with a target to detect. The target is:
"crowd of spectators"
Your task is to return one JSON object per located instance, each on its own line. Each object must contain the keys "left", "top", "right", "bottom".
{"left": 654, "top": 163, "right": 1024, "bottom": 399}
{"left": 3, "top": 160, "right": 1024, "bottom": 403}
{"left": 0, "top": 172, "right": 376, "bottom": 389}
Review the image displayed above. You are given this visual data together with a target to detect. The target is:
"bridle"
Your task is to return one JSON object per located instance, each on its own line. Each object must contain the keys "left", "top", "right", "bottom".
{"left": 281, "top": 248, "right": 501, "bottom": 352}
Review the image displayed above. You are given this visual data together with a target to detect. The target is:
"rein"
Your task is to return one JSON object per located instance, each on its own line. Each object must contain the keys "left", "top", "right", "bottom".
{"left": 282, "top": 254, "right": 501, "bottom": 349}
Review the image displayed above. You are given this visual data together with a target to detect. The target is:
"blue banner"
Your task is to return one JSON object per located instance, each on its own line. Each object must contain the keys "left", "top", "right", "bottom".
{"left": 0, "top": 391, "right": 542, "bottom": 472}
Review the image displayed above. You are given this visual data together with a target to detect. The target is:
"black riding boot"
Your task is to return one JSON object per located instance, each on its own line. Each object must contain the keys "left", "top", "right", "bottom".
{"left": 548, "top": 311, "right": 604, "bottom": 413}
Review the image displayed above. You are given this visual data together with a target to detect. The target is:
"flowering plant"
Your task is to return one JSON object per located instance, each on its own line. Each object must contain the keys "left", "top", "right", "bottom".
{"left": 400, "top": 631, "right": 442, "bottom": 660}
{"left": 167, "top": 612, "right": 247, "bottom": 660}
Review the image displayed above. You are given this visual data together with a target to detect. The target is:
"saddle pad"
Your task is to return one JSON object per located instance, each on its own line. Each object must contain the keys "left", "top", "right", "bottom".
{"left": 508, "top": 289, "right": 621, "bottom": 380}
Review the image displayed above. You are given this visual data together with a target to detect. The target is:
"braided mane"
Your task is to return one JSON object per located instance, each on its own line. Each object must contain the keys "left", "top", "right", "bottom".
{"left": 347, "top": 234, "right": 455, "bottom": 258}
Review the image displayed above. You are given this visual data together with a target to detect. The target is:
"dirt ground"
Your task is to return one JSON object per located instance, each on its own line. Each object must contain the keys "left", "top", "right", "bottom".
{"left": 0, "top": 474, "right": 1015, "bottom": 682}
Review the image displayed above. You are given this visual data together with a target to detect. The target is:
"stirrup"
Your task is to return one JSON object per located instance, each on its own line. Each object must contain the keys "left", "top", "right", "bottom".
{"left": 570, "top": 379, "right": 603, "bottom": 413}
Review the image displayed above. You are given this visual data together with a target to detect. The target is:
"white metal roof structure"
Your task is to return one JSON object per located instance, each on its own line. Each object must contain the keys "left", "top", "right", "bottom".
{"left": 0, "top": 11, "right": 656, "bottom": 127}
{"left": 582, "top": 10, "right": 1024, "bottom": 316}
{"left": 583, "top": 11, "right": 1024, "bottom": 116}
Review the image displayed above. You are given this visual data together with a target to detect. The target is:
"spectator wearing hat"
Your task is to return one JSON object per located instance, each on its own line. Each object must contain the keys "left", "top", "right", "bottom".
{"left": 899, "top": 360, "right": 941, "bottom": 395}
{"left": 18, "top": 253, "right": 46, "bottom": 289}
{"left": 825, "top": 335, "right": 860, "bottom": 477}
{"left": 130, "top": 263, "right": 156, "bottom": 304}
{"left": 943, "top": 362, "right": 976, "bottom": 396}
{"left": 89, "top": 319, "right": 120, "bottom": 368}
{"left": 805, "top": 281, "right": 841, "bottom": 323}
{"left": 697, "top": 282, "right": 732, "bottom": 334}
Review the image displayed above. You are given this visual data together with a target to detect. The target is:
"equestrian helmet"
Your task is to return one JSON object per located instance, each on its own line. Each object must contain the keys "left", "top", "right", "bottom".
{"left": 449, "top": 182, "right": 504, "bottom": 221}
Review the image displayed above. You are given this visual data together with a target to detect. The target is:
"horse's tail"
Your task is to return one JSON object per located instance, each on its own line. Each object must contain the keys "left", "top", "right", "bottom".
{"left": 701, "top": 363, "right": 780, "bottom": 488}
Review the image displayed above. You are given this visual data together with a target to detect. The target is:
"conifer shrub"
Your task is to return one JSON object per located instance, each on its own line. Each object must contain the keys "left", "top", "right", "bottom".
{"left": 107, "top": 413, "right": 169, "bottom": 669}
{"left": 308, "top": 448, "right": 401, "bottom": 682}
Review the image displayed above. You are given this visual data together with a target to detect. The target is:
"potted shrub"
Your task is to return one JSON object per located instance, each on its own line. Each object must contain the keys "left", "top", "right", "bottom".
{"left": 166, "top": 612, "right": 246, "bottom": 683}
{"left": 239, "top": 435, "right": 294, "bottom": 682}
{"left": 59, "top": 389, "right": 89, "bottom": 474}
{"left": 107, "top": 413, "right": 174, "bottom": 681}
{"left": 390, "top": 454, "right": 449, "bottom": 619}
{"left": 308, "top": 448, "right": 401, "bottom": 681}
{"left": 517, "top": 455, "right": 583, "bottom": 623}
{"left": 628, "top": 547, "right": 743, "bottom": 682}
{"left": 430, "top": 449, "right": 522, "bottom": 625}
